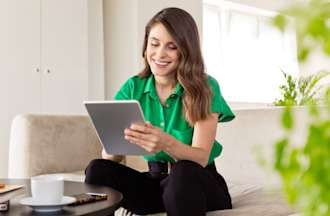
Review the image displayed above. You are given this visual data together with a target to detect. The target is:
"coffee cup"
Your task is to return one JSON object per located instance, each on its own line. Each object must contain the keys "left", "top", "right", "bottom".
{"left": 31, "top": 176, "right": 64, "bottom": 204}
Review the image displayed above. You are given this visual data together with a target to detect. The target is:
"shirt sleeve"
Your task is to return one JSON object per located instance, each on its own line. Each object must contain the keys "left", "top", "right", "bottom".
{"left": 113, "top": 78, "right": 134, "bottom": 100}
{"left": 208, "top": 76, "right": 235, "bottom": 122}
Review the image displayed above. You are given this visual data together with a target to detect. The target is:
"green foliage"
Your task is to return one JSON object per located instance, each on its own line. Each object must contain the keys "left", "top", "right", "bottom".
{"left": 274, "top": 71, "right": 329, "bottom": 106}
{"left": 274, "top": 96, "right": 330, "bottom": 216}
{"left": 273, "top": 0, "right": 330, "bottom": 61}
{"left": 272, "top": 0, "right": 330, "bottom": 215}
{"left": 273, "top": 15, "right": 286, "bottom": 32}
{"left": 282, "top": 106, "right": 294, "bottom": 130}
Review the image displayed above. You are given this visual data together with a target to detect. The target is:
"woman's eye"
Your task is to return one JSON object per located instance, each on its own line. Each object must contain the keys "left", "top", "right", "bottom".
{"left": 168, "top": 43, "right": 178, "bottom": 50}
{"left": 150, "top": 42, "right": 158, "bottom": 47}
{"left": 169, "top": 46, "right": 177, "bottom": 50}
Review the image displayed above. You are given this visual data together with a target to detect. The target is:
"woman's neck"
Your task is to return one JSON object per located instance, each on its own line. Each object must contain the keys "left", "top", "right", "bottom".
{"left": 154, "top": 75, "right": 177, "bottom": 104}
{"left": 154, "top": 75, "right": 176, "bottom": 92}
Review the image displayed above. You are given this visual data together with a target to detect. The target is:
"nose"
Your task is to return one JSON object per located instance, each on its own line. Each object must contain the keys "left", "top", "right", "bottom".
{"left": 155, "top": 46, "right": 167, "bottom": 59}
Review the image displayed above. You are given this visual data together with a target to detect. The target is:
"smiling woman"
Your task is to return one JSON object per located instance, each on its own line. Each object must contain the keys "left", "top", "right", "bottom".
{"left": 85, "top": 7, "right": 235, "bottom": 216}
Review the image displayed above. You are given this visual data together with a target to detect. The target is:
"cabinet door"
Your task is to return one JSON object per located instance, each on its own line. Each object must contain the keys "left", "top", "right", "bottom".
{"left": 0, "top": 0, "right": 41, "bottom": 177}
{"left": 41, "top": 0, "right": 88, "bottom": 114}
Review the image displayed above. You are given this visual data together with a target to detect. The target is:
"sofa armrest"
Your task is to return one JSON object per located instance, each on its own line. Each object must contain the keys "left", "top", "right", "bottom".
{"left": 8, "top": 114, "right": 103, "bottom": 178}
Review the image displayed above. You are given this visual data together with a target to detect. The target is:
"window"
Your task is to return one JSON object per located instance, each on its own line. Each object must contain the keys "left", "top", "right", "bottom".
{"left": 203, "top": 1, "right": 299, "bottom": 103}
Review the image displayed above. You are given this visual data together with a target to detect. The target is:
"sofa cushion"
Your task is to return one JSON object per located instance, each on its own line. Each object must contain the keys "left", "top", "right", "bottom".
{"left": 210, "top": 183, "right": 295, "bottom": 216}
{"left": 40, "top": 172, "right": 295, "bottom": 216}
{"left": 8, "top": 114, "right": 102, "bottom": 178}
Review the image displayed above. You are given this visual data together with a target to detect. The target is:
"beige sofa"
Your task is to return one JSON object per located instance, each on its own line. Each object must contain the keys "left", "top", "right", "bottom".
{"left": 9, "top": 107, "right": 308, "bottom": 215}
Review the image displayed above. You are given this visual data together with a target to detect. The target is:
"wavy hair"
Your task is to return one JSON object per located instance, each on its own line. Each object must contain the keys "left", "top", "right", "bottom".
{"left": 139, "top": 7, "right": 212, "bottom": 125}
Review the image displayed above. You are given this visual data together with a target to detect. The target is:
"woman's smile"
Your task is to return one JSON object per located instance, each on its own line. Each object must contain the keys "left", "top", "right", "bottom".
{"left": 152, "top": 59, "right": 172, "bottom": 68}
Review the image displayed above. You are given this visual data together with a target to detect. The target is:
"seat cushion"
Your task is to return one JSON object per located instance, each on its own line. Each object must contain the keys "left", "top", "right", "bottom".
{"left": 207, "top": 183, "right": 295, "bottom": 216}
{"left": 117, "top": 183, "right": 296, "bottom": 216}
{"left": 40, "top": 174, "right": 295, "bottom": 216}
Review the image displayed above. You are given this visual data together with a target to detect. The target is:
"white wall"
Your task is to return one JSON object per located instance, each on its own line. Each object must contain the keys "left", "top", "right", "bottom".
{"left": 0, "top": 0, "right": 104, "bottom": 178}
{"left": 103, "top": 0, "right": 139, "bottom": 99}
{"left": 104, "top": 0, "right": 203, "bottom": 99}
{"left": 88, "top": 0, "right": 105, "bottom": 100}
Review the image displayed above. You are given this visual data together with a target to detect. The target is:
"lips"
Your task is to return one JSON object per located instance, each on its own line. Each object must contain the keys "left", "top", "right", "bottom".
{"left": 153, "top": 59, "right": 171, "bottom": 67}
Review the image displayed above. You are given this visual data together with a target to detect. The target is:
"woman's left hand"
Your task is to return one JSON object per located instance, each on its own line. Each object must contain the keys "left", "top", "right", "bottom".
{"left": 124, "top": 122, "right": 172, "bottom": 153}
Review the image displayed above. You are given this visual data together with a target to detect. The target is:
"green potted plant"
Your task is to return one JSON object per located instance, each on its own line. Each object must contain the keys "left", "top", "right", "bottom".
{"left": 271, "top": 0, "right": 330, "bottom": 215}
{"left": 273, "top": 70, "right": 329, "bottom": 106}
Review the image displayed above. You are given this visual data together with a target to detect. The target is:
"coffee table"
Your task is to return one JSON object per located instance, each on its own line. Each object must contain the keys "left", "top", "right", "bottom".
{"left": 0, "top": 178, "right": 123, "bottom": 215}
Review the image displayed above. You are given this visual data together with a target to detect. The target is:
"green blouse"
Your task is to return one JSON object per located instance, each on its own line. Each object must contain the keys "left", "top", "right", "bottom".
{"left": 114, "top": 74, "right": 235, "bottom": 164}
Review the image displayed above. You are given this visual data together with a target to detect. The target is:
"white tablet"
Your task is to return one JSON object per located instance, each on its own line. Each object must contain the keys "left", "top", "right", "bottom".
{"left": 84, "top": 100, "right": 150, "bottom": 155}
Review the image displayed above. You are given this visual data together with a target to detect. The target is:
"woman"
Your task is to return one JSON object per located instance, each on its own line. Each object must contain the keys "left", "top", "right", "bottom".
{"left": 85, "top": 7, "right": 234, "bottom": 216}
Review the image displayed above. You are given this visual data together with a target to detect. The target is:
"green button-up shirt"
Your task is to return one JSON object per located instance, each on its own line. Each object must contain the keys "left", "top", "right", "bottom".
{"left": 114, "top": 74, "right": 235, "bottom": 164}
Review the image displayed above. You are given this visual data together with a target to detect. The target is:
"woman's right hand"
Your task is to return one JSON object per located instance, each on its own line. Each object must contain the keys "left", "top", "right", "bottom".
{"left": 101, "top": 148, "right": 124, "bottom": 163}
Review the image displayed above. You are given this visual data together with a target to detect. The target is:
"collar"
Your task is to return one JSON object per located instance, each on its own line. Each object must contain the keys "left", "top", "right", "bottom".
{"left": 143, "top": 75, "right": 183, "bottom": 99}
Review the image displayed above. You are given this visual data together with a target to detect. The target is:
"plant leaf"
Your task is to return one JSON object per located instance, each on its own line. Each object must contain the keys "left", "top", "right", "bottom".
{"left": 282, "top": 106, "right": 294, "bottom": 130}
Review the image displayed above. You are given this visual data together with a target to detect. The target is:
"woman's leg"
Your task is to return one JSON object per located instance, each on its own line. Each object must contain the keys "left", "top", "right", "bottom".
{"left": 85, "top": 159, "right": 166, "bottom": 215}
{"left": 161, "top": 160, "right": 231, "bottom": 216}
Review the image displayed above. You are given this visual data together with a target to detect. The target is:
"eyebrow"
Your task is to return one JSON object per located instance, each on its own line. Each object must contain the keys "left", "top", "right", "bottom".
{"left": 149, "top": 37, "right": 176, "bottom": 45}
{"left": 150, "top": 37, "right": 160, "bottom": 41}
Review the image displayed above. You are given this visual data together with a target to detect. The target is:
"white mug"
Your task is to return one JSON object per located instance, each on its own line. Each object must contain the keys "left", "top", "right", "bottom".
{"left": 31, "top": 176, "right": 64, "bottom": 204}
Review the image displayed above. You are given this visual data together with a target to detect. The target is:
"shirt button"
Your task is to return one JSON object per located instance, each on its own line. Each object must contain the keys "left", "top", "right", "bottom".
{"left": 165, "top": 104, "right": 170, "bottom": 108}
{"left": 160, "top": 122, "right": 165, "bottom": 127}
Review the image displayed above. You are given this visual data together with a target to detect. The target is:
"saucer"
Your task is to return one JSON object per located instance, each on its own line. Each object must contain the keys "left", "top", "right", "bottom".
{"left": 20, "top": 196, "right": 76, "bottom": 212}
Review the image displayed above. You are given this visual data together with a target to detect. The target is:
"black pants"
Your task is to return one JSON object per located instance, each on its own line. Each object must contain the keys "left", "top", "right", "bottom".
{"left": 85, "top": 159, "right": 232, "bottom": 216}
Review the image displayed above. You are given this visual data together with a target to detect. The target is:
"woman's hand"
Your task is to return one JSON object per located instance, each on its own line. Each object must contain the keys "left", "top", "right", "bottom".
{"left": 124, "top": 122, "right": 172, "bottom": 153}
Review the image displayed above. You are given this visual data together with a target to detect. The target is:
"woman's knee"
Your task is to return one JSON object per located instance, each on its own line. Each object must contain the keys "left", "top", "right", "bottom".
{"left": 84, "top": 159, "right": 117, "bottom": 184}
{"left": 85, "top": 159, "right": 107, "bottom": 174}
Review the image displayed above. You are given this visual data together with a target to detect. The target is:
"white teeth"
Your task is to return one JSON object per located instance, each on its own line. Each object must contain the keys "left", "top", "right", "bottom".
{"left": 154, "top": 60, "right": 170, "bottom": 65}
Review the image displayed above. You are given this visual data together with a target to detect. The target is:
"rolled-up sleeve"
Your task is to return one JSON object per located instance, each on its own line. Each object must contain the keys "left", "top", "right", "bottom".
{"left": 208, "top": 76, "right": 235, "bottom": 123}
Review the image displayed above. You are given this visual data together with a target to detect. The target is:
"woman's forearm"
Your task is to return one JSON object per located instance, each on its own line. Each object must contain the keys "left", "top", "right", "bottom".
{"left": 164, "top": 114, "right": 217, "bottom": 167}
{"left": 164, "top": 138, "right": 210, "bottom": 167}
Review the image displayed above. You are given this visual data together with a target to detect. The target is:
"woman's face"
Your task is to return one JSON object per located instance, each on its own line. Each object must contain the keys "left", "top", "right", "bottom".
{"left": 146, "top": 23, "right": 180, "bottom": 79}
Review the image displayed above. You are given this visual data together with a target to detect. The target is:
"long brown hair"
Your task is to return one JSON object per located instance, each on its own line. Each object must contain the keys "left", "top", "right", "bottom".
{"left": 139, "top": 7, "right": 211, "bottom": 125}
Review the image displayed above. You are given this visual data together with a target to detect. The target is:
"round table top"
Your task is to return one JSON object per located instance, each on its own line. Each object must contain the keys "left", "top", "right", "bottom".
{"left": 0, "top": 178, "right": 123, "bottom": 216}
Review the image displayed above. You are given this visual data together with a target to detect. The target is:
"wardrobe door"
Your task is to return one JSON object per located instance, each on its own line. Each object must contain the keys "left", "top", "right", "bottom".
{"left": 0, "top": 0, "right": 41, "bottom": 177}
{"left": 41, "top": 0, "right": 88, "bottom": 114}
